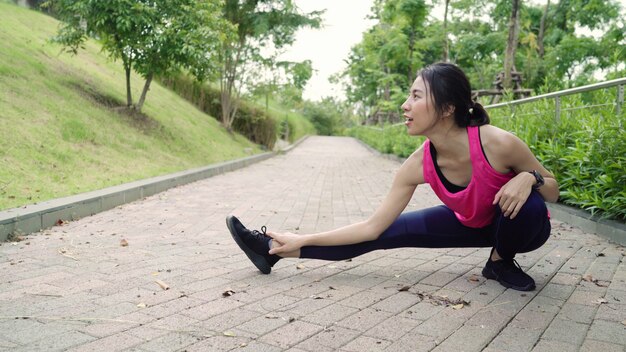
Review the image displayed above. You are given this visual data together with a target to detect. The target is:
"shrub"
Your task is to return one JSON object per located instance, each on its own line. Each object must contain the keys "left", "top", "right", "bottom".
{"left": 158, "top": 74, "right": 277, "bottom": 149}
{"left": 348, "top": 87, "right": 625, "bottom": 221}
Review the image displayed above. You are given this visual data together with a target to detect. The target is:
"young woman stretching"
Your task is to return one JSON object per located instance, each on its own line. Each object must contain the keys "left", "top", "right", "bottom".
{"left": 227, "top": 62, "right": 558, "bottom": 291}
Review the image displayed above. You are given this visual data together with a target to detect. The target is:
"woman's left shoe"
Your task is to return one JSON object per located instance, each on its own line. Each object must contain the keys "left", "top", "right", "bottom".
{"left": 482, "top": 257, "right": 536, "bottom": 291}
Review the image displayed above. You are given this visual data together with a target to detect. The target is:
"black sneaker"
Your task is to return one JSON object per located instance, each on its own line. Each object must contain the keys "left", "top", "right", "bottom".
{"left": 226, "top": 215, "right": 280, "bottom": 274}
{"left": 482, "top": 258, "right": 536, "bottom": 291}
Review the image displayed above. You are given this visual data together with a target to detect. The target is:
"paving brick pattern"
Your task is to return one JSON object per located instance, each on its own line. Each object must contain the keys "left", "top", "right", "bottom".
{"left": 0, "top": 136, "right": 624, "bottom": 351}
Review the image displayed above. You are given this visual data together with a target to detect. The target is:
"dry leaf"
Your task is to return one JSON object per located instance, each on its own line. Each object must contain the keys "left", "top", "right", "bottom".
{"left": 398, "top": 286, "right": 411, "bottom": 292}
{"left": 155, "top": 280, "right": 170, "bottom": 290}
{"left": 151, "top": 272, "right": 160, "bottom": 276}
{"left": 582, "top": 274, "right": 594, "bottom": 282}
{"left": 120, "top": 239, "right": 129, "bottom": 247}
{"left": 222, "top": 289, "right": 236, "bottom": 297}
{"left": 296, "top": 264, "right": 306, "bottom": 269}
{"left": 223, "top": 331, "right": 236, "bottom": 337}
{"left": 137, "top": 302, "right": 147, "bottom": 308}
{"left": 595, "top": 298, "right": 608, "bottom": 304}
{"left": 469, "top": 274, "right": 480, "bottom": 282}
{"left": 452, "top": 303, "right": 464, "bottom": 310}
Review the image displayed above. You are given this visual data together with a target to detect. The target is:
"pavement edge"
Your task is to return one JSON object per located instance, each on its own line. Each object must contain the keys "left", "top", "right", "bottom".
{"left": 0, "top": 136, "right": 309, "bottom": 241}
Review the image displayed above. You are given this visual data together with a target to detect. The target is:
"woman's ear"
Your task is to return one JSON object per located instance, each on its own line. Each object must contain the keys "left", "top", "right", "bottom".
{"left": 443, "top": 104, "right": 455, "bottom": 117}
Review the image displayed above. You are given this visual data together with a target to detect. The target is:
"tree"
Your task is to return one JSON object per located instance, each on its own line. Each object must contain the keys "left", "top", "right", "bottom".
{"left": 50, "top": 0, "right": 230, "bottom": 112}
{"left": 503, "top": 0, "right": 521, "bottom": 89}
{"left": 219, "top": 0, "right": 322, "bottom": 131}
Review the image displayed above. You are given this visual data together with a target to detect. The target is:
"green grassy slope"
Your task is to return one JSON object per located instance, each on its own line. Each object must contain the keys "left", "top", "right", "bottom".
{"left": 0, "top": 3, "right": 262, "bottom": 210}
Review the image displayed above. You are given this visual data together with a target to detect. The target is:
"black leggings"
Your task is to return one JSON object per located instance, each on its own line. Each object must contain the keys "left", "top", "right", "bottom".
{"left": 300, "top": 191, "right": 551, "bottom": 261}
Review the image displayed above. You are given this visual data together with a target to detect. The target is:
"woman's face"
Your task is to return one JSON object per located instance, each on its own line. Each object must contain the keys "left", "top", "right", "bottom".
{"left": 401, "top": 76, "right": 439, "bottom": 136}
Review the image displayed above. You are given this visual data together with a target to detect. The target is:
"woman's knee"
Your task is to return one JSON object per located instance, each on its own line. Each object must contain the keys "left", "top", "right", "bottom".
{"left": 497, "top": 191, "right": 547, "bottom": 221}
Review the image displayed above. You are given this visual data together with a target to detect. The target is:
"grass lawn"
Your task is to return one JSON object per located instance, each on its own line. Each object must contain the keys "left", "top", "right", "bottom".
{"left": 0, "top": 3, "right": 262, "bottom": 210}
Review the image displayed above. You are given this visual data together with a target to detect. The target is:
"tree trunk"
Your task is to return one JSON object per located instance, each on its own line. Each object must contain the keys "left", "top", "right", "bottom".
{"left": 124, "top": 61, "right": 133, "bottom": 107}
{"left": 220, "top": 41, "right": 244, "bottom": 131}
{"left": 538, "top": 0, "right": 550, "bottom": 58}
{"left": 136, "top": 72, "right": 153, "bottom": 112}
{"left": 442, "top": 0, "right": 450, "bottom": 62}
{"left": 503, "top": 0, "right": 521, "bottom": 89}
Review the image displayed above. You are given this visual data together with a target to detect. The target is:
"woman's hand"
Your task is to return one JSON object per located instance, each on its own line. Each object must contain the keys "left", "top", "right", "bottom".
{"left": 493, "top": 172, "right": 536, "bottom": 219}
{"left": 267, "top": 231, "right": 307, "bottom": 255}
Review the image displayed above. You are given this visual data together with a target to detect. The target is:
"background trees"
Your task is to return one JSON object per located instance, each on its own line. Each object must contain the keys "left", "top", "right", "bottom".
{"left": 49, "top": 0, "right": 230, "bottom": 113}
{"left": 340, "top": 0, "right": 626, "bottom": 124}
{"left": 219, "top": 0, "right": 322, "bottom": 131}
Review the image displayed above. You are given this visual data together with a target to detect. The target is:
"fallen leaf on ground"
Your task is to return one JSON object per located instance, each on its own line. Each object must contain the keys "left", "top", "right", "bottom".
{"left": 582, "top": 274, "right": 610, "bottom": 287}
{"left": 451, "top": 303, "right": 464, "bottom": 310}
{"left": 468, "top": 274, "right": 480, "bottom": 282}
{"left": 595, "top": 298, "right": 608, "bottom": 304}
{"left": 296, "top": 264, "right": 306, "bottom": 269}
{"left": 398, "top": 286, "right": 411, "bottom": 292}
{"left": 137, "top": 302, "right": 147, "bottom": 308}
{"left": 155, "top": 280, "right": 170, "bottom": 290}
{"left": 120, "top": 239, "right": 129, "bottom": 247}
{"left": 223, "top": 331, "right": 236, "bottom": 337}
{"left": 222, "top": 289, "right": 236, "bottom": 297}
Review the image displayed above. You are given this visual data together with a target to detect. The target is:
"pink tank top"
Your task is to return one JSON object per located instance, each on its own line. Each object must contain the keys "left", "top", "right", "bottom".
{"left": 423, "top": 126, "right": 515, "bottom": 228}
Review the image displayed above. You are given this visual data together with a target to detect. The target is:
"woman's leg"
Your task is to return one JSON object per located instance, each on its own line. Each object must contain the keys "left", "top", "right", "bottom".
{"left": 491, "top": 191, "right": 551, "bottom": 260}
{"left": 483, "top": 191, "right": 551, "bottom": 291}
{"left": 300, "top": 205, "right": 493, "bottom": 261}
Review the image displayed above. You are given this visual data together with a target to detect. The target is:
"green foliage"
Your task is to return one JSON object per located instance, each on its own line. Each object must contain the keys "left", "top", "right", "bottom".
{"left": 341, "top": 0, "right": 626, "bottom": 122}
{"left": 488, "top": 89, "right": 626, "bottom": 221}
{"left": 218, "top": 0, "right": 322, "bottom": 129}
{"left": 49, "top": 0, "right": 231, "bottom": 110}
{"left": 158, "top": 74, "right": 278, "bottom": 148}
{"left": 346, "top": 124, "right": 424, "bottom": 158}
{"left": 350, "top": 88, "right": 626, "bottom": 221}
{"left": 0, "top": 3, "right": 260, "bottom": 210}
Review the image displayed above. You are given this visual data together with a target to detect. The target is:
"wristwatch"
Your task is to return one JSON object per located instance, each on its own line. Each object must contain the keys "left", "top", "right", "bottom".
{"left": 528, "top": 170, "right": 544, "bottom": 190}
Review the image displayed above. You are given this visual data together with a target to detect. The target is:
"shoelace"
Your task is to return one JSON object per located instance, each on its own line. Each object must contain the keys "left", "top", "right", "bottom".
{"left": 501, "top": 258, "right": 524, "bottom": 273}
{"left": 251, "top": 225, "right": 268, "bottom": 238}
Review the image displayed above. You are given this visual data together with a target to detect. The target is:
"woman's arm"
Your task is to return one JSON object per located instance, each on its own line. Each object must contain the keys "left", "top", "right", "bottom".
{"left": 268, "top": 146, "right": 425, "bottom": 255}
{"left": 484, "top": 126, "right": 559, "bottom": 219}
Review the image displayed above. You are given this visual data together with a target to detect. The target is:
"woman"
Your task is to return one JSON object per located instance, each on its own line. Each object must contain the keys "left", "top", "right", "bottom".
{"left": 227, "top": 62, "right": 558, "bottom": 291}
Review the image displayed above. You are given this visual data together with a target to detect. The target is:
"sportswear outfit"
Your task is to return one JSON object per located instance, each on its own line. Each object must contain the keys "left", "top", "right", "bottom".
{"left": 299, "top": 126, "right": 551, "bottom": 264}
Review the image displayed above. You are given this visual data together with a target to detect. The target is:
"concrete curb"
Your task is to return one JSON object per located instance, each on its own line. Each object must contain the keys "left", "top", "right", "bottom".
{"left": 0, "top": 136, "right": 309, "bottom": 241}
{"left": 352, "top": 137, "right": 626, "bottom": 246}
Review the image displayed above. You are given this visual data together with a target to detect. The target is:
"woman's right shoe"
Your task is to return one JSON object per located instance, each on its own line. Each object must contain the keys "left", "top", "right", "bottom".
{"left": 226, "top": 215, "right": 280, "bottom": 274}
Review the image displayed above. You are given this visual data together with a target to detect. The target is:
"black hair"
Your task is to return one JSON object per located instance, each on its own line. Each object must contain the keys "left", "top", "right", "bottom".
{"left": 417, "top": 62, "right": 489, "bottom": 127}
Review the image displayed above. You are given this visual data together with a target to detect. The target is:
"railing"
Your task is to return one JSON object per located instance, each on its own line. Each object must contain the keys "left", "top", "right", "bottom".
{"left": 485, "top": 77, "right": 626, "bottom": 123}
{"left": 363, "top": 77, "right": 626, "bottom": 129}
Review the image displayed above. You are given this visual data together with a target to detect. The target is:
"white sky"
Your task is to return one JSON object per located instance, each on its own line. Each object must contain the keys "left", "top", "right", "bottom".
{"left": 281, "top": 0, "right": 626, "bottom": 101}
{"left": 278, "top": 0, "right": 376, "bottom": 101}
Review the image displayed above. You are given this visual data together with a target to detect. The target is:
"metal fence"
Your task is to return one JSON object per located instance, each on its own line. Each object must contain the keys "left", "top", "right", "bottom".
{"left": 364, "top": 77, "right": 626, "bottom": 130}
{"left": 485, "top": 77, "right": 626, "bottom": 123}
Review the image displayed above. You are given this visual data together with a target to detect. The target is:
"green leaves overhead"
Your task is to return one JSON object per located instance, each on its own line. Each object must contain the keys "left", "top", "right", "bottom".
{"left": 341, "top": 0, "right": 626, "bottom": 121}
{"left": 218, "top": 0, "right": 322, "bottom": 130}
{"left": 50, "top": 0, "right": 231, "bottom": 111}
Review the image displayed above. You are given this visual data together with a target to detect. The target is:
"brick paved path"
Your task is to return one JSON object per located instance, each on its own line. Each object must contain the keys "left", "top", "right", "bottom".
{"left": 0, "top": 136, "right": 624, "bottom": 352}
